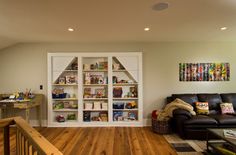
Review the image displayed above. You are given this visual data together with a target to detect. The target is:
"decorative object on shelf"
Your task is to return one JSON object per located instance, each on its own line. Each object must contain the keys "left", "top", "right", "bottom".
{"left": 113, "top": 111, "right": 123, "bottom": 121}
{"left": 83, "top": 88, "right": 92, "bottom": 98}
{"left": 100, "top": 112, "right": 108, "bottom": 121}
{"left": 129, "top": 86, "right": 138, "bottom": 97}
{"left": 95, "top": 88, "right": 105, "bottom": 98}
{"left": 113, "top": 87, "right": 123, "bottom": 97}
{"left": 66, "top": 75, "right": 77, "bottom": 84}
{"left": 67, "top": 113, "right": 76, "bottom": 120}
{"left": 83, "top": 112, "right": 90, "bottom": 122}
{"left": 71, "top": 62, "right": 78, "bottom": 70}
{"left": 125, "top": 101, "right": 137, "bottom": 109}
{"left": 113, "top": 76, "right": 118, "bottom": 84}
{"left": 179, "top": 63, "right": 230, "bottom": 81}
{"left": 83, "top": 64, "right": 90, "bottom": 70}
{"left": 113, "top": 63, "right": 120, "bottom": 70}
{"left": 84, "top": 73, "right": 91, "bottom": 84}
{"left": 56, "top": 115, "right": 65, "bottom": 122}
{"left": 58, "top": 77, "right": 66, "bottom": 84}
{"left": 52, "top": 88, "right": 67, "bottom": 99}
{"left": 84, "top": 73, "right": 106, "bottom": 84}
{"left": 91, "top": 112, "right": 101, "bottom": 121}
{"left": 63, "top": 101, "right": 78, "bottom": 109}
{"left": 53, "top": 102, "right": 64, "bottom": 109}
{"left": 128, "top": 111, "right": 137, "bottom": 121}
{"left": 98, "top": 61, "right": 108, "bottom": 70}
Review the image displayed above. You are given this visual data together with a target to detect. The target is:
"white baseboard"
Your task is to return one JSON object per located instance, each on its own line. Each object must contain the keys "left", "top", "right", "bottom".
{"left": 29, "top": 119, "right": 151, "bottom": 127}
{"left": 30, "top": 120, "right": 47, "bottom": 127}
{"left": 143, "top": 118, "right": 151, "bottom": 126}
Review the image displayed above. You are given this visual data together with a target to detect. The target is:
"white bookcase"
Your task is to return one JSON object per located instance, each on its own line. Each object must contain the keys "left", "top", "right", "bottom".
{"left": 47, "top": 53, "right": 143, "bottom": 127}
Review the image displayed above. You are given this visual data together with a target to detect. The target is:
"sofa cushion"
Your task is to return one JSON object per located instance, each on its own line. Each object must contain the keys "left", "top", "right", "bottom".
{"left": 172, "top": 94, "right": 198, "bottom": 107}
{"left": 220, "top": 103, "right": 235, "bottom": 114}
{"left": 195, "top": 102, "right": 209, "bottom": 115}
{"left": 184, "top": 115, "right": 218, "bottom": 125}
{"left": 221, "top": 93, "right": 236, "bottom": 109}
{"left": 197, "top": 94, "right": 222, "bottom": 110}
{"left": 209, "top": 114, "right": 236, "bottom": 125}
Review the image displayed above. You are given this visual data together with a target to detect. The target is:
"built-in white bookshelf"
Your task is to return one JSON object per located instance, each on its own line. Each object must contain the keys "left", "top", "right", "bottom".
{"left": 48, "top": 52, "right": 142, "bottom": 127}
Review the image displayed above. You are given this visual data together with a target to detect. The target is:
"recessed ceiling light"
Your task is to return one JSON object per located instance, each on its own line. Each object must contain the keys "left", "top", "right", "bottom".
{"left": 152, "top": 2, "right": 169, "bottom": 11}
{"left": 144, "top": 27, "right": 150, "bottom": 31}
{"left": 220, "top": 27, "right": 227, "bottom": 31}
{"left": 68, "top": 28, "right": 74, "bottom": 32}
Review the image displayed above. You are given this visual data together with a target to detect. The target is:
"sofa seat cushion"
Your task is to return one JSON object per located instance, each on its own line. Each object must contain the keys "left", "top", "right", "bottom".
{"left": 209, "top": 114, "right": 236, "bottom": 125}
{"left": 184, "top": 115, "right": 218, "bottom": 126}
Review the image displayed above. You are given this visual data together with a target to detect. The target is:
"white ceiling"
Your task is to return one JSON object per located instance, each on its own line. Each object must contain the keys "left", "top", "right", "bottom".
{"left": 0, "top": 0, "right": 236, "bottom": 49}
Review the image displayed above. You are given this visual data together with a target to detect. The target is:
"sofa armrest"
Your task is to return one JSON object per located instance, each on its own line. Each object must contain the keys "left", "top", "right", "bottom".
{"left": 172, "top": 109, "right": 193, "bottom": 138}
{"left": 173, "top": 109, "right": 193, "bottom": 119}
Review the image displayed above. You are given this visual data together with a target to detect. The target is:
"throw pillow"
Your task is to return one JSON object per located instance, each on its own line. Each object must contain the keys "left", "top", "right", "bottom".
{"left": 220, "top": 103, "right": 235, "bottom": 114}
{"left": 195, "top": 102, "right": 209, "bottom": 115}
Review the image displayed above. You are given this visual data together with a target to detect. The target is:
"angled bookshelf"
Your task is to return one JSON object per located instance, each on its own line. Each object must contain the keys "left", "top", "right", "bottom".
{"left": 48, "top": 53, "right": 142, "bottom": 127}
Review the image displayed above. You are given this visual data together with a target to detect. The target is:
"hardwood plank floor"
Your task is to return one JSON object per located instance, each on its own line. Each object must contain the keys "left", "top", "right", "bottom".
{"left": 0, "top": 127, "right": 177, "bottom": 155}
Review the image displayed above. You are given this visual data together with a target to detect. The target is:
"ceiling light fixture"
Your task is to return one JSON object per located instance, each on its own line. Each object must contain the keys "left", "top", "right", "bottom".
{"left": 68, "top": 28, "right": 74, "bottom": 32}
{"left": 220, "top": 27, "right": 227, "bottom": 31}
{"left": 144, "top": 27, "right": 150, "bottom": 31}
{"left": 152, "top": 2, "right": 169, "bottom": 11}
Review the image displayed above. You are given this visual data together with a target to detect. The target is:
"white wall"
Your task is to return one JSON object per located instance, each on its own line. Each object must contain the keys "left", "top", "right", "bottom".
{"left": 0, "top": 42, "right": 236, "bottom": 125}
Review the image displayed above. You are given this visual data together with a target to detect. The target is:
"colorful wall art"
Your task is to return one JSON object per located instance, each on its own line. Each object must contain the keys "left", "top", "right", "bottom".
{"left": 179, "top": 63, "right": 230, "bottom": 81}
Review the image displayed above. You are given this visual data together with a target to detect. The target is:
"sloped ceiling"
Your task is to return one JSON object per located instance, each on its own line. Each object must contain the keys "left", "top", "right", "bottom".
{"left": 0, "top": 0, "right": 236, "bottom": 49}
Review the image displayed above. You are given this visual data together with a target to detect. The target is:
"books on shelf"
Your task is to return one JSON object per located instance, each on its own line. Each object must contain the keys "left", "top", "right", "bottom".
{"left": 84, "top": 102, "right": 93, "bottom": 110}
{"left": 101, "top": 102, "right": 108, "bottom": 110}
{"left": 94, "top": 102, "right": 101, "bottom": 110}
{"left": 223, "top": 129, "right": 236, "bottom": 139}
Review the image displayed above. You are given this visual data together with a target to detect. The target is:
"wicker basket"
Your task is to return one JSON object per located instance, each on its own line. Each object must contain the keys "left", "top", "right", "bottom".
{"left": 152, "top": 118, "right": 171, "bottom": 134}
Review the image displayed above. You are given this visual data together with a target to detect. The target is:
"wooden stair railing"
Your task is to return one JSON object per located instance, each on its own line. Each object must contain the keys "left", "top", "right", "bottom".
{"left": 0, "top": 117, "right": 63, "bottom": 155}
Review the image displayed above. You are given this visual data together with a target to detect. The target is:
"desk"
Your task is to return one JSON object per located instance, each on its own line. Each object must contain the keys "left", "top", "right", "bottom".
{"left": 0, "top": 94, "right": 43, "bottom": 126}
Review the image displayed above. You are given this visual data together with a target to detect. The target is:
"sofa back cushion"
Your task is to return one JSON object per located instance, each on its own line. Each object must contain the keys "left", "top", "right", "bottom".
{"left": 172, "top": 94, "right": 198, "bottom": 107}
{"left": 221, "top": 93, "right": 236, "bottom": 109}
{"left": 197, "top": 94, "right": 222, "bottom": 110}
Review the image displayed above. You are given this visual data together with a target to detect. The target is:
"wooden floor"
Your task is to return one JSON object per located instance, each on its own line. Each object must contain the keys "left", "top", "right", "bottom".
{"left": 0, "top": 127, "right": 177, "bottom": 155}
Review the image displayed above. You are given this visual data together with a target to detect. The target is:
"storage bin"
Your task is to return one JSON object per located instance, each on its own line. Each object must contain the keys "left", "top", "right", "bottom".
{"left": 113, "top": 102, "right": 124, "bottom": 109}
{"left": 52, "top": 93, "right": 67, "bottom": 99}
{"left": 152, "top": 118, "right": 171, "bottom": 134}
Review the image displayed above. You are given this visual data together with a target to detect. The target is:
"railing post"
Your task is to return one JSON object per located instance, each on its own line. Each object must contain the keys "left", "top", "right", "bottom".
{"left": 4, "top": 125, "right": 10, "bottom": 155}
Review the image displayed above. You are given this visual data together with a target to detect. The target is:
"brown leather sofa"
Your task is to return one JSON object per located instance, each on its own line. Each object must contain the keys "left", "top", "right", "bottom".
{"left": 167, "top": 93, "right": 236, "bottom": 139}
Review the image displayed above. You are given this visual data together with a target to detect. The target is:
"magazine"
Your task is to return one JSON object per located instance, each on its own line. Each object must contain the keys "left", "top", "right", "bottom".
{"left": 223, "top": 129, "right": 236, "bottom": 139}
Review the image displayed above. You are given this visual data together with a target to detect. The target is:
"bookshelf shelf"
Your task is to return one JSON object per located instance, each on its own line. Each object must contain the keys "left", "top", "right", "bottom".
{"left": 53, "top": 109, "right": 78, "bottom": 112}
{"left": 52, "top": 98, "right": 78, "bottom": 101}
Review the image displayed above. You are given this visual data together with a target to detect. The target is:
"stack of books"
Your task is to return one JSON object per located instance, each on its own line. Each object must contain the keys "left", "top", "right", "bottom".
{"left": 101, "top": 102, "right": 108, "bottom": 110}
{"left": 93, "top": 102, "right": 101, "bottom": 110}
{"left": 84, "top": 102, "right": 93, "bottom": 110}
